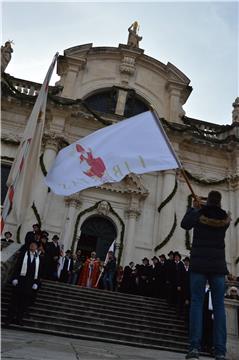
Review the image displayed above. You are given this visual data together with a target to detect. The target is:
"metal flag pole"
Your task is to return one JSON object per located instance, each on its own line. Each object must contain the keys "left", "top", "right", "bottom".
{"left": 150, "top": 109, "right": 198, "bottom": 201}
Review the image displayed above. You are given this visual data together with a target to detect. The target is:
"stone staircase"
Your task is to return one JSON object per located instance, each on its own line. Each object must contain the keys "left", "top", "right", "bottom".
{"left": 2, "top": 280, "right": 190, "bottom": 353}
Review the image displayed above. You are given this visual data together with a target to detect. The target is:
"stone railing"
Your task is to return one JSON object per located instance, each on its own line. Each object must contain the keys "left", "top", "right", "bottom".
{"left": 1, "top": 242, "right": 21, "bottom": 287}
{"left": 7, "top": 76, "right": 56, "bottom": 97}
{"left": 183, "top": 116, "right": 239, "bottom": 143}
{"left": 225, "top": 298, "right": 239, "bottom": 360}
{"left": 10, "top": 77, "right": 42, "bottom": 96}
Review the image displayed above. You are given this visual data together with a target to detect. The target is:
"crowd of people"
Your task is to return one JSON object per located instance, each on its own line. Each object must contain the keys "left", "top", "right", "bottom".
{"left": 3, "top": 222, "right": 238, "bottom": 332}
{"left": 2, "top": 189, "right": 239, "bottom": 360}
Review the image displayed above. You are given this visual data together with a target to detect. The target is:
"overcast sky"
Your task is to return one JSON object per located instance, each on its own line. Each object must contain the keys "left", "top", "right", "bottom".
{"left": 1, "top": 1, "right": 238, "bottom": 125}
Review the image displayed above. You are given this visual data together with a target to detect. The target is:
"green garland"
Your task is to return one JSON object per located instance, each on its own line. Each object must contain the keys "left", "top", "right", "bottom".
{"left": 39, "top": 154, "right": 50, "bottom": 192}
{"left": 234, "top": 218, "right": 239, "bottom": 227}
{"left": 71, "top": 201, "right": 125, "bottom": 265}
{"left": 31, "top": 202, "right": 42, "bottom": 228}
{"left": 158, "top": 177, "right": 178, "bottom": 213}
{"left": 39, "top": 153, "right": 47, "bottom": 176}
{"left": 16, "top": 225, "right": 21, "bottom": 243}
{"left": 154, "top": 213, "right": 177, "bottom": 252}
{"left": 184, "top": 169, "right": 231, "bottom": 186}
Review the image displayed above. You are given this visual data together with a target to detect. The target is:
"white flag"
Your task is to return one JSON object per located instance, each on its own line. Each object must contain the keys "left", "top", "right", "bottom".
{"left": 45, "top": 111, "right": 181, "bottom": 196}
{"left": 2, "top": 53, "right": 58, "bottom": 227}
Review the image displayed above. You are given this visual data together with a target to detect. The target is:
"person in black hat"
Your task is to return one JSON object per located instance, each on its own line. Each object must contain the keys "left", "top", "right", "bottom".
{"left": 46, "top": 235, "right": 61, "bottom": 280}
{"left": 173, "top": 251, "right": 185, "bottom": 317}
{"left": 58, "top": 250, "right": 73, "bottom": 283}
{"left": 5, "top": 240, "right": 41, "bottom": 326}
{"left": 165, "top": 250, "right": 175, "bottom": 305}
{"left": 119, "top": 261, "right": 137, "bottom": 294}
{"left": 1, "top": 231, "right": 14, "bottom": 250}
{"left": 1, "top": 231, "right": 14, "bottom": 243}
{"left": 182, "top": 256, "right": 191, "bottom": 324}
{"left": 151, "top": 256, "right": 161, "bottom": 298}
{"left": 158, "top": 254, "right": 167, "bottom": 299}
{"left": 24, "top": 224, "right": 41, "bottom": 248}
{"left": 138, "top": 257, "right": 153, "bottom": 297}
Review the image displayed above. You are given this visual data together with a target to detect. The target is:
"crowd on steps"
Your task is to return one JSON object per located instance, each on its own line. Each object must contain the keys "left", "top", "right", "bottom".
{"left": 1, "top": 222, "right": 239, "bottom": 355}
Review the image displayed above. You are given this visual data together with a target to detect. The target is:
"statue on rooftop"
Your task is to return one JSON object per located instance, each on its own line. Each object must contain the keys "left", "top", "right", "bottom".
{"left": 1, "top": 41, "right": 14, "bottom": 73}
{"left": 127, "top": 21, "right": 142, "bottom": 48}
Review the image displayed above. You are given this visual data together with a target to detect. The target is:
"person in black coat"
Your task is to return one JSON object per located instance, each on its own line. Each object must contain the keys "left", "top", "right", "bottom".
{"left": 182, "top": 256, "right": 190, "bottom": 324}
{"left": 138, "top": 257, "right": 153, "bottom": 297}
{"left": 165, "top": 250, "right": 175, "bottom": 305}
{"left": 103, "top": 251, "right": 117, "bottom": 291}
{"left": 1, "top": 231, "right": 14, "bottom": 243}
{"left": 58, "top": 250, "right": 73, "bottom": 283}
{"left": 173, "top": 251, "right": 185, "bottom": 317}
{"left": 158, "top": 254, "right": 167, "bottom": 299}
{"left": 5, "top": 240, "right": 41, "bottom": 326}
{"left": 151, "top": 256, "right": 161, "bottom": 298}
{"left": 46, "top": 235, "right": 61, "bottom": 280}
{"left": 24, "top": 223, "right": 41, "bottom": 248}
{"left": 119, "top": 261, "right": 137, "bottom": 294}
{"left": 181, "top": 190, "right": 231, "bottom": 360}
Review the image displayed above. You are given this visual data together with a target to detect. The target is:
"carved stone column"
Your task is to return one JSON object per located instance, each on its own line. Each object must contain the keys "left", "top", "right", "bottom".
{"left": 32, "top": 134, "right": 60, "bottom": 224}
{"left": 123, "top": 196, "right": 141, "bottom": 265}
{"left": 157, "top": 170, "right": 176, "bottom": 251}
{"left": 62, "top": 195, "right": 82, "bottom": 252}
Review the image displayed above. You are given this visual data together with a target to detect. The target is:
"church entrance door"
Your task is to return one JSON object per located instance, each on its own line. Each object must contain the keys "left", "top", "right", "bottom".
{"left": 77, "top": 215, "right": 117, "bottom": 260}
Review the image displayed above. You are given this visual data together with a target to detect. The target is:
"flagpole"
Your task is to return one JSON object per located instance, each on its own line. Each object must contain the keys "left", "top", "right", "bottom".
{"left": 94, "top": 240, "right": 116, "bottom": 288}
{"left": 0, "top": 52, "right": 59, "bottom": 234}
{"left": 150, "top": 109, "right": 198, "bottom": 201}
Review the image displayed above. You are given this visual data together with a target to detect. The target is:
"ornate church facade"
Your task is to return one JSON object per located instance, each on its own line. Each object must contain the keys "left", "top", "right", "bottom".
{"left": 1, "top": 28, "right": 239, "bottom": 274}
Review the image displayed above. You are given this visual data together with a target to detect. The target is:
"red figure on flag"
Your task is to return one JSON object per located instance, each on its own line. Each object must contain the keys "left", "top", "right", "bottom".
{"left": 76, "top": 144, "right": 106, "bottom": 179}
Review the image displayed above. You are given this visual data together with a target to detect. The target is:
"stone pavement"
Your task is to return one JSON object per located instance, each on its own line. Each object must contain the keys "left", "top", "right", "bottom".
{"left": 1, "top": 328, "right": 212, "bottom": 360}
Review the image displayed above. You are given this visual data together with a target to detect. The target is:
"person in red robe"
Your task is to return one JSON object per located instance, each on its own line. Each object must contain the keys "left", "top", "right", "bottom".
{"left": 78, "top": 251, "right": 100, "bottom": 288}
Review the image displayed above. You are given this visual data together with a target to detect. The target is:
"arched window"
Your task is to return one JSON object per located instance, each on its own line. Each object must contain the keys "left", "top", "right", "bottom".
{"left": 84, "top": 87, "right": 150, "bottom": 118}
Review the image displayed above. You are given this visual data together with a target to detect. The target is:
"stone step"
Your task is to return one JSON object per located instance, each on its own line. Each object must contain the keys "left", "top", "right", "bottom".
{"left": 1, "top": 280, "right": 195, "bottom": 355}
{"left": 1, "top": 316, "right": 188, "bottom": 350}
{"left": 3, "top": 311, "right": 188, "bottom": 341}
{"left": 3, "top": 285, "right": 176, "bottom": 314}
{"left": 41, "top": 280, "right": 168, "bottom": 305}
{"left": 1, "top": 294, "right": 185, "bottom": 325}
{"left": 41, "top": 284, "right": 172, "bottom": 310}
{"left": 1, "top": 301, "right": 187, "bottom": 331}
{"left": 1, "top": 323, "right": 189, "bottom": 354}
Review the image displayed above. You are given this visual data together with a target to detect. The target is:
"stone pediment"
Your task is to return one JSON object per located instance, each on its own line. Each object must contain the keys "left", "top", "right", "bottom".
{"left": 98, "top": 173, "right": 149, "bottom": 197}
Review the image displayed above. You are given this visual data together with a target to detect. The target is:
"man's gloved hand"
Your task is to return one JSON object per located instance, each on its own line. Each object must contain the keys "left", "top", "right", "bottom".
{"left": 32, "top": 284, "right": 38, "bottom": 290}
{"left": 12, "top": 279, "right": 18, "bottom": 286}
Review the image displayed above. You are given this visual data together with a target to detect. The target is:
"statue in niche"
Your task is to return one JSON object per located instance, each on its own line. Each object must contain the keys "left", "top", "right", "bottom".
{"left": 127, "top": 21, "right": 142, "bottom": 48}
{"left": 1, "top": 41, "right": 14, "bottom": 73}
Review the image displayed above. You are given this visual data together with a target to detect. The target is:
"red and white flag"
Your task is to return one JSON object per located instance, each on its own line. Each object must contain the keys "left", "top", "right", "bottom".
{"left": 45, "top": 111, "right": 181, "bottom": 196}
{"left": 1, "top": 53, "right": 59, "bottom": 232}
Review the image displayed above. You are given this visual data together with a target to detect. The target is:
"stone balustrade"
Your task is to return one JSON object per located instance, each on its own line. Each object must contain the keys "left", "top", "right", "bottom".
{"left": 9, "top": 76, "right": 56, "bottom": 97}
{"left": 225, "top": 298, "right": 239, "bottom": 360}
{"left": 1, "top": 242, "right": 21, "bottom": 287}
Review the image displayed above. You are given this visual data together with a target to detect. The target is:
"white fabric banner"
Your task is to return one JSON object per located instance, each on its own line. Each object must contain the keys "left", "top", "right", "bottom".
{"left": 4, "top": 53, "right": 58, "bottom": 225}
{"left": 45, "top": 111, "right": 180, "bottom": 196}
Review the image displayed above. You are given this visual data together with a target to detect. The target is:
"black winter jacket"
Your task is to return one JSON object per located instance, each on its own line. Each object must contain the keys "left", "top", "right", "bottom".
{"left": 181, "top": 205, "right": 230, "bottom": 275}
